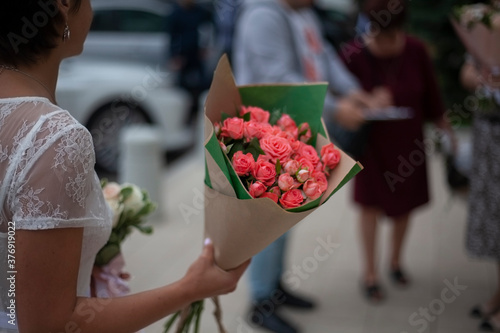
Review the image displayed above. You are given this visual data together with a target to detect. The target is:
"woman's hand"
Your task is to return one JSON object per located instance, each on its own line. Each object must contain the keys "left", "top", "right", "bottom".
{"left": 181, "top": 239, "right": 250, "bottom": 301}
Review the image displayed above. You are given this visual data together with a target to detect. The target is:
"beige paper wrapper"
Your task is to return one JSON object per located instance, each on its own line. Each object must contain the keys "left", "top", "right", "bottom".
{"left": 203, "top": 56, "right": 361, "bottom": 270}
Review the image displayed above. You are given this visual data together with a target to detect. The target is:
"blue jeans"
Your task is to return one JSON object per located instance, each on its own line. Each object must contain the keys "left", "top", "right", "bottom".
{"left": 248, "top": 232, "right": 289, "bottom": 302}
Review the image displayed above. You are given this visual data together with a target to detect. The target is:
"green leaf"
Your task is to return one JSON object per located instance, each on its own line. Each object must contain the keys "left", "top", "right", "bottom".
{"left": 269, "top": 108, "right": 282, "bottom": 125}
{"left": 221, "top": 112, "right": 231, "bottom": 122}
{"left": 244, "top": 137, "right": 264, "bottom": 161}
{"left": 227, "top": 140, "right": 245, "bottom": 160}
{"left": 120, "top": 187, "right": 133, "bottom": 201}
{"left": 100, "top": 178, "right": 108, "bottom": 188}
{"left": 243, "top": 111, "right": 251, "bottom": 121}
{"left": 276, "top": 159, "right": 282, "bottom": 174}
{"left": 134, "top": 224, "right": 154, "bottom": 235}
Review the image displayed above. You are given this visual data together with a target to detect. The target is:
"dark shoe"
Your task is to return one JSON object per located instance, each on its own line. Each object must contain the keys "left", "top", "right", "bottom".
{"left": 278, "top": 283, "right": 315, "bottom": 309}
{"left": 472, "top": 304, "right": 499, "bottom": 319}
{"left": 249, "top": 305, "right": 299, "bottom": 333}
{"left": 472, "top": 305, "right": 487, "bottom": 319}
{"left": 480, "top": 319, "right": 500, "bottom": 332}
{"left": 390, "top": 268, "right": 409, "bottom": 287}
{"left": 363, "top": 283, "right": 384, "bottom": 303}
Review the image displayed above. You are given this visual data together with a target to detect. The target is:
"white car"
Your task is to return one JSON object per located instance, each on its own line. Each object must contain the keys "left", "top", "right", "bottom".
{"left": 83, "top": 0, "right": 171, "bottom": 66}
{"left": 56, "top": 58, "right": 192, "bottom": 173}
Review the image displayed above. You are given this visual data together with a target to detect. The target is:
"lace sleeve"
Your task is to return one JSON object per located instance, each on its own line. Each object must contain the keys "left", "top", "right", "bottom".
{"left": 10, "top": 120, "right": 108, "bottom": 230}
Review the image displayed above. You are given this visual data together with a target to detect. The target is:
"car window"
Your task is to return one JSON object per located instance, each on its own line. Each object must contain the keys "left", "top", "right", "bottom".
{"left": 91, "top": 10, "right": 166, "bottom": 33}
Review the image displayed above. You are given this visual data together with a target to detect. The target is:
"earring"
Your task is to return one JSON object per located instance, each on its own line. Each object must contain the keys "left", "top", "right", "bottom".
{"left": 63, "top": 24, "right": 71, "bottom": 42}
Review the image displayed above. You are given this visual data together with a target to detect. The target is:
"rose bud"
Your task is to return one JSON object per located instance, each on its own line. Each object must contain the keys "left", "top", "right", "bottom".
{"left": 277, "top": 114, "right": 297, "bottom": 131}
{"left": 283, "top": 159, "right": 300, "bottom": 175}
{"left": 260, "top": 191, "right": 279, "bottom": 204}
{"left": 296, "top": 169, "right": 311, "bottom": 183}
{"left": 249, "top": 181, "right": 267, "bottom": 198}
{"left": 303, "top": 180, "right": 324, "bottom": 200}
{"left": 268, "top": 186, "right": 282, "bottom": 197}
{"left": 298, "top": 123, "right": 312, "bottom": 142}
{"left": 278, "top": 173, "right": 295, "bottom": 192}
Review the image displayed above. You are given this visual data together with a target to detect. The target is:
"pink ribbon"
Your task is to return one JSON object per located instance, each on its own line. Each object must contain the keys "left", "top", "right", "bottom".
{"left": 92, "top": 253, "right": 131, "bottom": 298}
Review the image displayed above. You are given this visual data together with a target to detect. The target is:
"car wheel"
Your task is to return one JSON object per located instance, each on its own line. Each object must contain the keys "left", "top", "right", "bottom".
{"left": 87, "top": 101, "right": 152, "bottom": 174}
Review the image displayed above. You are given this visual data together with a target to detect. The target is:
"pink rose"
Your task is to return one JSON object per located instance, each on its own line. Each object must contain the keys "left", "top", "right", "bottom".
{"left": 259, "top": 135, "right": 292, "bottom": 163}
{"left": 303, "top": 180, "right": 324, "bottom": 200}
{"left": 277, "top": 114, "right": 297, "bottom": 131}
{"left": 283, "top": 159, "right": 300, "bottom": 175}
{"left": 241, "top": 106, "right": 270, "bottom": 123}
{"left": 103, "top": 182, "right": 121, "bottom": 200}
{"left": 298, "top": 123, "right": 312, "bottom": 143}
{"left": 260, "top": 191, "right": 279, "bottom": 204}
{"left": 278, "top": 173, "right": 295, "bottom": 192}
{"left": 296, "top": 169, "right": 311, "bottom": 183}
{"left": 298, "top": 143, "right": 320, "bottom": 166}
{"left": 290, "top": 139, "right": 302, "bottom": 153}
{"left": 312, "top": 170, "right": 328, "bottom": 192}
{"left": 232, "top": 151, "right": 255, "bottom": 176}
{"left": 252, "top": 159, "right": 277, "bottom": 186}
{"left": 221, "top": 117, "right": 244, "bottom": 140}
{"left": 296, "top": 156, "right": 315, "bottom": 172}
{"left": 259, "top": 123, "right": 275, "bottom": 138}
{"left": 321, "top": 144, "right": 341, "bottom": 170}
{"left": 249, "top": 181, "right": 267, "bottom": 198}
{"left": 268, "top": 186, "right": 282, "bottom": 197}
{"left": 244, "top": 120, "right": 265, "bottom": 140}
{"left": 279, "top": 189, "right": 304, "bottom": 209}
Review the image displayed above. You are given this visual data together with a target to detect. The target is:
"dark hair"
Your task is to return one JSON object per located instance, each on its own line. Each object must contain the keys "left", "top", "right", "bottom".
{"left": 0, "top": 0, "right": 82, "bottom": 67}
{"left": 362, "top": 0, "right": 408, "bottom": 31}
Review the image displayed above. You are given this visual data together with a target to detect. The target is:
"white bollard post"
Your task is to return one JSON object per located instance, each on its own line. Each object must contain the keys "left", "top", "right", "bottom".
{"left": 119, "top": 125, "right": 163, "bottom": 220}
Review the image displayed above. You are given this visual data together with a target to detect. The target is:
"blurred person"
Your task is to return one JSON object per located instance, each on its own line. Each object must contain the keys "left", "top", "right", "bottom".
{"left": 338, "top": 0, "right": 455, "bottom": 302}
{"left": 214, "top": 0, "right": 241, "bottom": 63}
{"left": 0, "top": 0, "right": 249, "bottom": 332}
{"left": 167, "top": 0, "right": 213, "bottom": 125}
{"left": 461, "top": 59, "right": 500, "bottom": 332}
{"left": 233, "top": 0, "right": 389, "bottom": 332}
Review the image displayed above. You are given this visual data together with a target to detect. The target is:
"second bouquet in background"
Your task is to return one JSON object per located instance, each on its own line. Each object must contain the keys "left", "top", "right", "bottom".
{"left": 217, "top": 106, "right": 342, "bottom": 209}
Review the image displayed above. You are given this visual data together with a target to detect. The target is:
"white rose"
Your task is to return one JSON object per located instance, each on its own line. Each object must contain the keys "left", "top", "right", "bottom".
{"left": 107, "top": 198, "right": 123, "bottom": 227}
{"left": 122, "top": 183, "right": 144, "bottom": 214}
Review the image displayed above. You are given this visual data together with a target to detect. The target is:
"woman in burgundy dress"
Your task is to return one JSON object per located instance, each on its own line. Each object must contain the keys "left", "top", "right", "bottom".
{"left": 338, "top": 0, "right": 454, "bottom": 301}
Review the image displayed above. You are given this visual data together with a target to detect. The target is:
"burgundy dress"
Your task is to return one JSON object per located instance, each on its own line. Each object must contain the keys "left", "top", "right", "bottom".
{"left": 340, "top": 36, "right": 444, "bottom": 217}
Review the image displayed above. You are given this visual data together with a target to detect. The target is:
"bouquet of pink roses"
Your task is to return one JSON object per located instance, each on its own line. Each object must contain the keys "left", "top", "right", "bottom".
{"left": 164, "top": 55, "right": 362, "bottom": 333}
{"left": 217, "top": 106, "right": 342, "bottom": 209}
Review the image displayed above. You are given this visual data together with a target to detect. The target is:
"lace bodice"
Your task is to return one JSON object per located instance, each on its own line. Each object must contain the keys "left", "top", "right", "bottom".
{"left": 0, "top": 97, "right": 112, "bottom": 331}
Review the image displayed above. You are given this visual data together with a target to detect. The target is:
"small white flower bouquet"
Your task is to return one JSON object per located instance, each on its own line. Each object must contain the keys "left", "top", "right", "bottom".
{"left": 92, "top": 180, "right": 156, "bottom": 298}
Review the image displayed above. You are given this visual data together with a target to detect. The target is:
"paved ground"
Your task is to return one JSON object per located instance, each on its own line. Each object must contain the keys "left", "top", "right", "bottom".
{"left": 121, "top": 130, "right": 495, "bottom": 333}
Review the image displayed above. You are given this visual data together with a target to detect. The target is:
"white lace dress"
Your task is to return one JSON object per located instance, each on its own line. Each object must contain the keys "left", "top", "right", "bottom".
{"left": 0, "top": 97, "right": 112, "bottom": 332}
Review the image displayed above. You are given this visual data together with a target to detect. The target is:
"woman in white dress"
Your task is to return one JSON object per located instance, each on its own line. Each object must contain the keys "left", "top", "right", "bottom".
{"left": 0, "top": 1, "right": 249, "bottom": 332}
